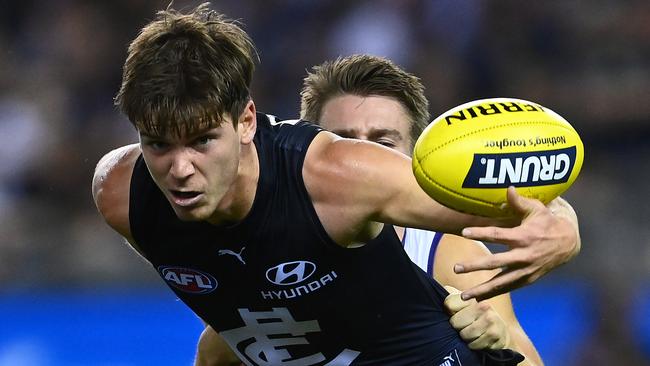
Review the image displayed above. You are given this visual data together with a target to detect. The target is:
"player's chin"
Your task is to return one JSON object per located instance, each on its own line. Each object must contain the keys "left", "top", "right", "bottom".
{"left": 174, "top": 210, "right": 204, "bottom": 221}
{"left": 171, "top": 203, "right": 212, "bottom": 222}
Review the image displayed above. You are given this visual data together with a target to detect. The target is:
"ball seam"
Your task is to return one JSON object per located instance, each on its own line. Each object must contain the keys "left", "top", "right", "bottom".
{"left": 417, "top": 120, "right": 577, "bottom": 162}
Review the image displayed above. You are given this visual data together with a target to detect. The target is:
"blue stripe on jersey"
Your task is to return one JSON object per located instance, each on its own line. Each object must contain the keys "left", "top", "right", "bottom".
{"left": 426, "top": 232, "right": 444, "bottom": 277}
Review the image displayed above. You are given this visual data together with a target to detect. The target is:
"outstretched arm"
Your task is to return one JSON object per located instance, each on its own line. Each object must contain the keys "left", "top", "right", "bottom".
{"left": 305, "top": 133, "right": 580, "bottom": 300}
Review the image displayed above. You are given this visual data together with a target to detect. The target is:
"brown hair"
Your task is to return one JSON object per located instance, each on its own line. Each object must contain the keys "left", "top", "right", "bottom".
{"left": 115, "top": 2, "right": 258, "bottom": 137}
{"left": 300, "top": 54, "right": 430, "bottom": 149}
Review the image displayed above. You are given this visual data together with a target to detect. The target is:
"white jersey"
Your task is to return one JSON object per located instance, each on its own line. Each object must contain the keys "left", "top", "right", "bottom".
{"left": 401, "top": 228, "right": 443, "bottom": 276}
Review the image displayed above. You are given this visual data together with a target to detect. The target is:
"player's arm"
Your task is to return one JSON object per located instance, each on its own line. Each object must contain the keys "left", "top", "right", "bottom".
{"left": 303, "top": 132, "right": 507, "bottom": 241}
{"left": 436, "top": 235, "right": 543, "bottom": 365}
{"left": 195, "top": 325, "right": 242, "bottom": 366}
{"left": 91, "top": 143, "right": 146, "bottom": 255}
{"left": 304, "top": 132, "right": 580, "bottom": 300}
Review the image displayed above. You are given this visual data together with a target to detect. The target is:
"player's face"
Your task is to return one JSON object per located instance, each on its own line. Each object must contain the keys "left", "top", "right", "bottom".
{"left": 319, "top": 94, "right": 412, "bottom": 155}
{"left": 139, "top": 116, "right": 242, "bottom": 222}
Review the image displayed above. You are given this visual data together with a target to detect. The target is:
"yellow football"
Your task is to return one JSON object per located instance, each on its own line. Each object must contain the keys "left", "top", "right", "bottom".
{"left": 412, "top": 97, "right": 584, "bottom": 217}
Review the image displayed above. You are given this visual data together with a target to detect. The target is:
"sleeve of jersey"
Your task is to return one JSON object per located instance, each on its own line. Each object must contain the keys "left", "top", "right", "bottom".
{"left": 274, "top": 120, "right": 323, "bottom": 153}
{"left": 271, "top": 120, "right": 324, "bottom": 206}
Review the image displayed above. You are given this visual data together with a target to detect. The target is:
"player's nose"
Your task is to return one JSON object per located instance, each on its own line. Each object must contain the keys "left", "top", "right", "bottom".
{"left": 169, "top": 152, "right": 195, "bottom": 179}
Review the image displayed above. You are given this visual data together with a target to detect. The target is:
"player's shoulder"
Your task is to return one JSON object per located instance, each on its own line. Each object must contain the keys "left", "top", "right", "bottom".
{"left": 305, "top": 130, "right": 403, "bottom": 176}
{"left": 302, "top": 131, "right": 368, "bottom": 197}
{"left": 303, "top": 130, "right": 411, "bottom": 213}
{"left": 92, "top": 143, "right": 141, "bottom": 237}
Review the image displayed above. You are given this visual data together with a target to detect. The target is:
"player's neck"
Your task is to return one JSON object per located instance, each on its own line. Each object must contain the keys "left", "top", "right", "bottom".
{"left": 207, "top": 142, "right": 259, "bottom": 226}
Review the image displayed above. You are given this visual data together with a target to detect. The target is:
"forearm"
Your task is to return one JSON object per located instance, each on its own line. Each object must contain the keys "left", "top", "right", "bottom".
{"left": 386, "top": 189, "right": 517, "bottom": 236}
{"left": 506, "top": 325, "right": 543, "bottom": 366}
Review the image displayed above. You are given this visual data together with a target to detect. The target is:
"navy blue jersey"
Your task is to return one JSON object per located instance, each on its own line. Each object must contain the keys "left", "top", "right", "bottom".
{"left": 129, "top": 113, "right": 483, "bottom": 365}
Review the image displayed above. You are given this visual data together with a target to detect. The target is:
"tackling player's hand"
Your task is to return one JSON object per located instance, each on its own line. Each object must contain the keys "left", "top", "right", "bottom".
{"left": 455, "top": 186, "right": 580, "bottom": 301}
{"left": 444, "top": 286, "right": 510, "bottom": 350}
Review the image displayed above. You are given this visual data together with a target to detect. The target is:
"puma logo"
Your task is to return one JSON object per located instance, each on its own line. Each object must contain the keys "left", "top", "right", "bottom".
{"left": 218, "top": 247, "right": 246, "bottom": 265}
{"left": 438, "top": 349, "right": 461, "bottom": 366}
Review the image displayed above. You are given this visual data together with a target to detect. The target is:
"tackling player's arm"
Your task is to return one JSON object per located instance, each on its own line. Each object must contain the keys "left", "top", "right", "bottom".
{"left": 435, "top": 236, "right": 543, "bottom": 365}
{"left": 304, "top": 132, "right": 580, "bottom": 300}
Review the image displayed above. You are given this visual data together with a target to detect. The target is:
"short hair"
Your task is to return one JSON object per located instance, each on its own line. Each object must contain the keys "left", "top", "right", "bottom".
{"left": 115, "top": 2, "right": 258, "bottom": 137}
{"left": 300, "top": 54, "right": 430, "bottom": 149}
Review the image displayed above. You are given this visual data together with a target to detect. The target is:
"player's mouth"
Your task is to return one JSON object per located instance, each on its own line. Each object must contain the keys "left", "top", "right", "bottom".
{"left": 169, "top": 190, "right": 203, "bottom": 207}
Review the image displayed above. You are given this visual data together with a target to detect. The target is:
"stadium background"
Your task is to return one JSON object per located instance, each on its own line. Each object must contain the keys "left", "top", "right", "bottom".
{"left": 0, "top": 0, "right": 648, "bottom": 365}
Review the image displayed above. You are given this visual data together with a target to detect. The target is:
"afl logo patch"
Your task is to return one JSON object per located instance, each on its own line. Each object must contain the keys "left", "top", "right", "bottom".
{"left": 266, "top": 261, "right": 316, "bottom": 286}
{"left": 157, "top": 266, "right": 218, "bottom": 294}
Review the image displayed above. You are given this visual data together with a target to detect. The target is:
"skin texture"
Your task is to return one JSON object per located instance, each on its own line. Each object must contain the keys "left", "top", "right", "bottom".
{"left": 191, "top": 95, "right": 544, "bottom": 365}
{"left": 98, "top": 8, "right": 579, "bottom": 364}
{"left": 93, "top": 100, "right": 579, "bottom": 365}
{"left": 318, "top": 94, "right": 542, "bottom": 365}
{"left": 93, "top": 99, "right": 579, "bottom": 298}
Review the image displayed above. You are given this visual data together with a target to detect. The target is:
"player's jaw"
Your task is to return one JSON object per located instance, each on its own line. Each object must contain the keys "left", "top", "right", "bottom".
{"left": 164, "top": 180, "right": 231, "bottom": 222}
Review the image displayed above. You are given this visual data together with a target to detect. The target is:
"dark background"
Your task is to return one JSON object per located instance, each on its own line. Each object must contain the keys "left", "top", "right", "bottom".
{"left": 0, "top": 1, "right": 648, "bottom": 365}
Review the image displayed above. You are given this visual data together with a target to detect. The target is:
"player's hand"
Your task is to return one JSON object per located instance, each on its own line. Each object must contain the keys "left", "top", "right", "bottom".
{"left": 455, "top": 186, "right": 580, "bottom": 301}
{"left": 444, "top": 286, "right": 509, "bottom": 350}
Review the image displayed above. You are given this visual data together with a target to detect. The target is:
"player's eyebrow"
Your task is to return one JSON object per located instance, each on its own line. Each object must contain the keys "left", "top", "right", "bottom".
{"left": 329, "top": 128, "right": 358, "bottom": 137}
{"left": 366, "top": 128, "right": 403, "bottom": 141}
{"left": 330, "top": 128, "right": 403, "bottom": 140}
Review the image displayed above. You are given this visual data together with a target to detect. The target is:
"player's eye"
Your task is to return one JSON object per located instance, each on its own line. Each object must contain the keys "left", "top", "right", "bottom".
{"left": 195, "top": 137, "right": 210, "bottom": 145}
{"left": 193, "top": 134, "right": 216, "bottom": 147}
{"left": 145, "top": 140, "right": 169, "bottom": 151}
{"left": 376, "top": 139, "right": 396, "bottom": 148}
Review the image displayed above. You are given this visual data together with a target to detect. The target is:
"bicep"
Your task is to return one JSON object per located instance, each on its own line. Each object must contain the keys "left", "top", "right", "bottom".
{"left": 304, "top": 135, "right": 486, "bottom": 239}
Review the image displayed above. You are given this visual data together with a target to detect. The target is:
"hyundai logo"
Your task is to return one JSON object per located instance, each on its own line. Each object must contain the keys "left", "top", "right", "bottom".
{"left": 265, "top": 261, "right": 316, "bottom": 286}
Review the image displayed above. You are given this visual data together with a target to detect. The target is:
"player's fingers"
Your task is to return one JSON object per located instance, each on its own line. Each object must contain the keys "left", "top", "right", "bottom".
{"left": 454, "top": 250, "right": 524, "bottom": 275}
{"left": 449, "top": 304, "right": 479, "bottom": 331}
{"left": 443, "top": 286, "right": 466, "bottom": 314}
{"left": 445, "top": 291, "right": 477, "bottom": 319}
{"left": 444, "top": 285, "right": 461, "bottom": 295}
{"left": 467, "top": 329, "right": 504, "bottom": 350}
{"left": 458, "top": 317, "right": 487, "bottom": 344}
{"left": 460, "top": 266, "right": 534, "bottom": 301}
{"left": 461, "top": 226, "right": 523, "bottom": 247}
{"left": 505, "top": 186, "right": 546, "bottom": 217}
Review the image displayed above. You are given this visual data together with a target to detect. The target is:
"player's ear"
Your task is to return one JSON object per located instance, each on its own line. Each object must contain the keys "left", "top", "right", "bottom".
{"left": 238, "top": 100, "right": 257, "bottom": 145}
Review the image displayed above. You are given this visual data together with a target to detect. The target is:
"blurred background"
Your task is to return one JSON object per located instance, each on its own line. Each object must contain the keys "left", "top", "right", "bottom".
{"left": 0, "top": 0, "right": 648, "bottom": 365}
